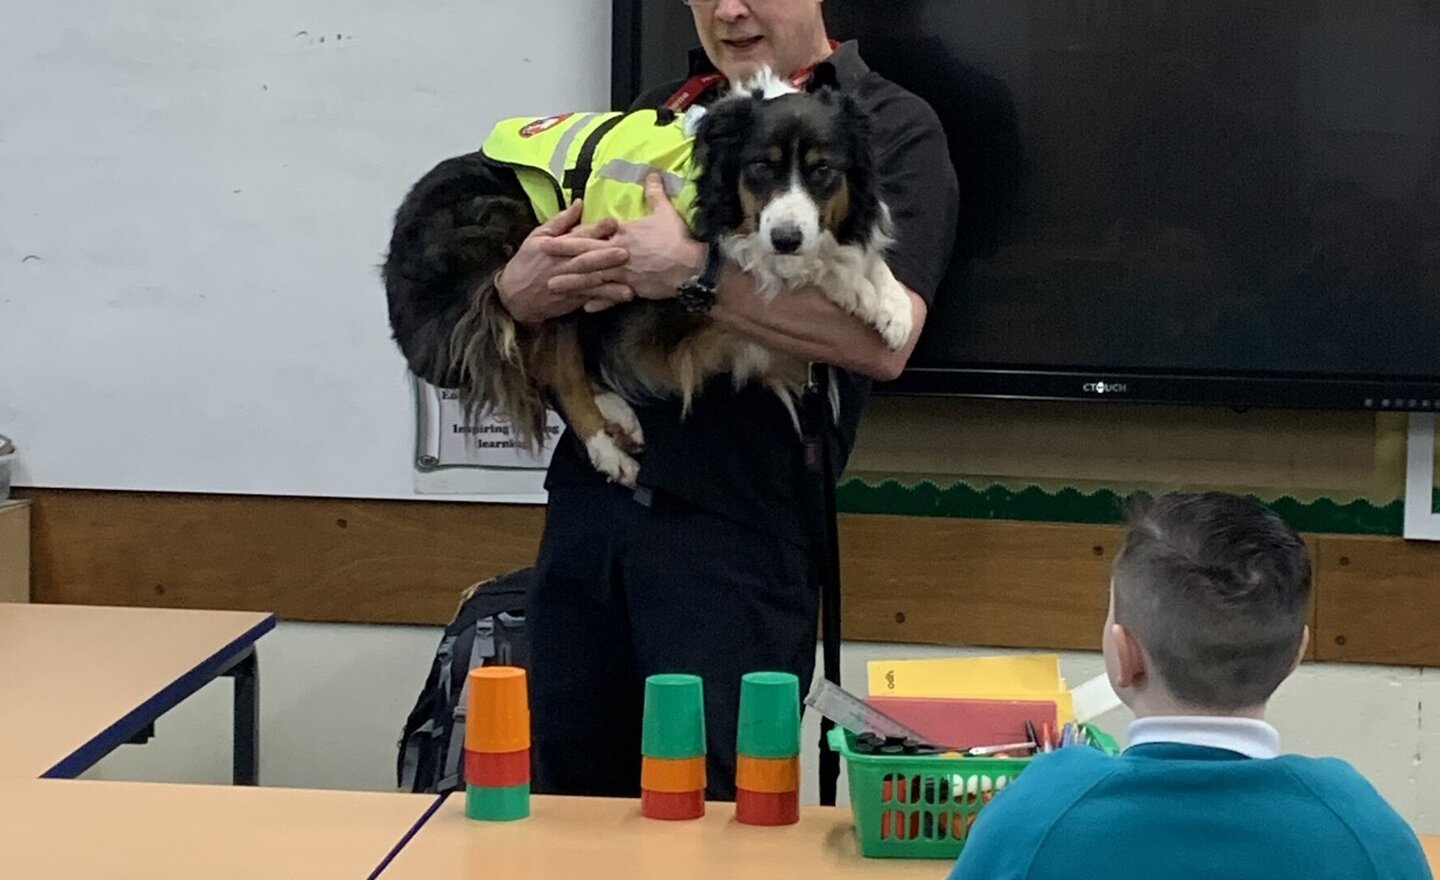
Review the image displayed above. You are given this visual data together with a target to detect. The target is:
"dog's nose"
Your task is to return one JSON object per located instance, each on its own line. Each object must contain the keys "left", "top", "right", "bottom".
{"left": 770, "top": 225, "right": 804, "bottom": 254}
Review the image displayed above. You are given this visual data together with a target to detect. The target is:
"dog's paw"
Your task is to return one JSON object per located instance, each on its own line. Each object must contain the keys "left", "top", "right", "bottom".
{"left": 861, "top": 264, "right": 913, "bottom": 350}
{"left": 872, "top": 289, "right": 913, "bottom": 350}
{"left": 595, "top": 392, "right": 644, "bottom": 453}
{"left": 585, "top": 431, "right": 640, "bottom": 488}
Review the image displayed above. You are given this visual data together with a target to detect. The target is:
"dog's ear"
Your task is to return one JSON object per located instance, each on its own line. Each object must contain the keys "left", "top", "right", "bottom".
{"left": 807, "top": 62, "right": 841, "bottom": 95}
{"left": 808, "top": 68, "right": 845, "bottom": 111}
{"left": 693, "top": 94, "right": 755, "bottom": 168}
{"left": 692, "top": 96, "right": 756, "bottom": 238}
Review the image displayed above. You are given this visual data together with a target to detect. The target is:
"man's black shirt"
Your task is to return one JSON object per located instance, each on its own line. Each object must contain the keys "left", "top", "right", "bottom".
{"left": 544, "top": 41, "right": 960, "bottom": 548}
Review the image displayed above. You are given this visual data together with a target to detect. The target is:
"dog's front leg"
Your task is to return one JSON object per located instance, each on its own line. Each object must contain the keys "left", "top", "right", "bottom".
{"left": 859, "top": 258, "right": 914, "bottom": 350}
{"left": 593, "top": 386, "right": 645, "bottom": 455}
{"left": 818, "top": 254, "right": 913, "bottom": 350}
{"left": 542, "top": 322, "right": 642, "bottom": 487}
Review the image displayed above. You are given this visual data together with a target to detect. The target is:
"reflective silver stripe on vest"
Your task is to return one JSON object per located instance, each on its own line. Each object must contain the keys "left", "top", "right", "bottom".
{"left": 549, "top": 113, "right": 603, "bottom": 185}
{"left": 593, "top": 159, "right": 688, "bottom": 197}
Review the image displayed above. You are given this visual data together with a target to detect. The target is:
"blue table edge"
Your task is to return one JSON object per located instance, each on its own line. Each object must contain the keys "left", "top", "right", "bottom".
{"left": 40, "top": 611, "right": 278, "bottom": 779}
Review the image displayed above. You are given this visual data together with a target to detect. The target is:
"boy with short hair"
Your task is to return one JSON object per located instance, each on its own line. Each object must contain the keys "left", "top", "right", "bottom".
{"left": 948, "top": 492, "right": 1432, "bottom": 880}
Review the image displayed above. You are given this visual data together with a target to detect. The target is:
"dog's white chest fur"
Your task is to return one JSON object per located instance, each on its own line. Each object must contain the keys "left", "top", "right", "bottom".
{"left": 721, "top": 223, "right": 912, "bottom": 352}
{"left": 725, "top": 229, "right": 851, "bottom": 296}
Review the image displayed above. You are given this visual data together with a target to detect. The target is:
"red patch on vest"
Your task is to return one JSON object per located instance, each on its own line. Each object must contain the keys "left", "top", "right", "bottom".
{"left": 519, "top": 113, "right": 573, "bottom": 137}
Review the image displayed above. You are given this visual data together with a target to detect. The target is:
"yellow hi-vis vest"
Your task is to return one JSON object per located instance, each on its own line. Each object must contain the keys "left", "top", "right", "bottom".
{"left": 481, "top": 110, "right": 699, "bottom": 227}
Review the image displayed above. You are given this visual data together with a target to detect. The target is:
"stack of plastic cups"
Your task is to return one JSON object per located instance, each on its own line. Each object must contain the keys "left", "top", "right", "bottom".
{"left": 464, "top": 666, "right": 531, "bottom": 821}
{"left": 640, "top": 673, "right": 707, "bottom": 820}
{"left": 735, "top": 671, "right": 801, "bottom": 826}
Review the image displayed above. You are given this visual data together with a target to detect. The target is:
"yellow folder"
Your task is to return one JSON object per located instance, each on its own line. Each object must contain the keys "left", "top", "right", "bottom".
{"left": 866, "top": 654, "right": 1076, "bottom": 723}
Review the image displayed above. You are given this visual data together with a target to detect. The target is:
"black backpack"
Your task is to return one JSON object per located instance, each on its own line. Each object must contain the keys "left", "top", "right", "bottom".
{"left": 396, "top": 567, "right": 532, "bottom": 794}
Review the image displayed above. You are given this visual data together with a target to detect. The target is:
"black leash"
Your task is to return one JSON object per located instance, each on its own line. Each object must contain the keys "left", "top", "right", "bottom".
{"left": 799, "top": 364, "right": 843, "bottom": 807}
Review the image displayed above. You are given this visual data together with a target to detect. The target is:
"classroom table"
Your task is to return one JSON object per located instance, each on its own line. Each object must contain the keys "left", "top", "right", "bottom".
{"left": 0, "top": 778, "right": 439, "bottom": 880}
{"left": 0, "top": 603, "right": 274, "bottom": 783}
{"left": 375, "top": 794, "right": 946, "bottom": 879}
{"left": 377, "top": 794, "right": 1440, "bottom": 880}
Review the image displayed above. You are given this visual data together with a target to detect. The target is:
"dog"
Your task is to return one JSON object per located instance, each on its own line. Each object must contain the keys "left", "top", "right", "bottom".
{"left": 383, "top": 68, "right": 912, "bottom": 486}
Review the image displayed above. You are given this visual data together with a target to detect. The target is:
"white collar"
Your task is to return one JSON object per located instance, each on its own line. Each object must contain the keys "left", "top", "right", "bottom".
{"left": 1126, "top": 716, "right": 1281, "bottom": 759}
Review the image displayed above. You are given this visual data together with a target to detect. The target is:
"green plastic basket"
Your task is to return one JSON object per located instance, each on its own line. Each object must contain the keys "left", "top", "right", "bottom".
{"left": 828, "top": 725, "right": 1120, "bottom": 859}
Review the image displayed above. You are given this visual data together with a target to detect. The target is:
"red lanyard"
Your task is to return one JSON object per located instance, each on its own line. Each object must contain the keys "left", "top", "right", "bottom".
{"left": 662, "top": 40, "right": 840, "bottom": 111}
{"left": 663, "top": 72, "right": 728, "bottom": 112}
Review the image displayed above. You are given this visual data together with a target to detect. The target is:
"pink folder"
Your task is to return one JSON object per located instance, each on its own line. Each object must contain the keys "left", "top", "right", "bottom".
{"left": 865, "top": 696, "right": 1058, "bottom": 749}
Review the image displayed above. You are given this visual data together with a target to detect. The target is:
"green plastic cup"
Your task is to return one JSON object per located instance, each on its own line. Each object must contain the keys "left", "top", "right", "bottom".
{"left": 736, "top": 671, "right": 801, "bottom": 758}
{"left": 465, "top": 782, "right": 530, "bottom": 821}
{"left": 642, "top": 673, "right": 707, "bottom": 759}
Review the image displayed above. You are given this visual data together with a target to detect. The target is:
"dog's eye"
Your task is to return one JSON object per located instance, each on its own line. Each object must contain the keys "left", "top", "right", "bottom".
{"left": 808, "top": 163, "right": 839, "bottom": 186}
{"left": 743, "top": 161, "right": 774, "bottom": 182}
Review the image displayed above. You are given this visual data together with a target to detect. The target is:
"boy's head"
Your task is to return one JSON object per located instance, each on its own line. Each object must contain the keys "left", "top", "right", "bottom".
{"left": 1103, "top": 492, "right": 1312, "bottom": 716}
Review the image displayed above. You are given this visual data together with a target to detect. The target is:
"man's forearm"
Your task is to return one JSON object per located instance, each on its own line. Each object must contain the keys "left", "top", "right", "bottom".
{"left": 708, "top": 262, "right": 926, "bottom": 381}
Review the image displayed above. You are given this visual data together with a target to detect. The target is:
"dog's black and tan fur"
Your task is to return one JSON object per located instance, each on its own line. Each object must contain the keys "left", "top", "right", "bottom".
{"left": 383, "top": 70, "right": 911, "bottom": 485}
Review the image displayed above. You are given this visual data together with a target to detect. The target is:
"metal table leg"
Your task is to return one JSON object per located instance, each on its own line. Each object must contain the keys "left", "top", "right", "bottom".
{"left": 222, "top": 647, "right": 259, "bottom": 785}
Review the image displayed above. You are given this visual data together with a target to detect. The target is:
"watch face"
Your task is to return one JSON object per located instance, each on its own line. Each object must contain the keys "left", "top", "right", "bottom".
{"left": 679, "top": 279, "right": 714, "bottom": 312}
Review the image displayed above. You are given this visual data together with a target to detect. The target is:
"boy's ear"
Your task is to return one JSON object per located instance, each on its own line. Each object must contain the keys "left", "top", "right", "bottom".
{"left": 1110, "top": 622, "right": 1148, "bottom": 690}
{"left": 1290, "top": 625, "right": 1311, "bottom": 674}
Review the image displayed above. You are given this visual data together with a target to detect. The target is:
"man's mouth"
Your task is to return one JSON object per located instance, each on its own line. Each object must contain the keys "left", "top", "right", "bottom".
{"left": 722, "top": 36, "right": 764, "bottom": 52}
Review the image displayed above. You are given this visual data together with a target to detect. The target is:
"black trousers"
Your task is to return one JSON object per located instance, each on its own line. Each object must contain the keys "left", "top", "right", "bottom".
{"left": 528, "top": 483, "right": 818, "bottom": 801}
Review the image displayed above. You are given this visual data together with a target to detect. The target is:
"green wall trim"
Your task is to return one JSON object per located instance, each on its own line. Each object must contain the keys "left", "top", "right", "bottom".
{"left": 834, "top": 478, "right": 1429, "bottom": 536}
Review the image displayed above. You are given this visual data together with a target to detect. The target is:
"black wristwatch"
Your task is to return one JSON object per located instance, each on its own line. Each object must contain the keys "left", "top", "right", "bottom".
{"left": 677, "top": 242, "right": 723, "bottom": 314}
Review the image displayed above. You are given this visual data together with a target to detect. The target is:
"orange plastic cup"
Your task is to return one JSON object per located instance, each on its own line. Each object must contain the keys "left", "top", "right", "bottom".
{"left": 640, "top": 756, "right": 707, "bottom": 793}
{"left": 734, "top": 754, "right": 799, "bottom": 794}
{"left": 465, "top": 666, "right": 530, "bottom": 753}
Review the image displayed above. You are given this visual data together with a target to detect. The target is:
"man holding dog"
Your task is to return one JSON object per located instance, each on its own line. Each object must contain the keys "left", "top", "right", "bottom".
{"left": 498, "top": 0, "right": 960, "bottom": 799}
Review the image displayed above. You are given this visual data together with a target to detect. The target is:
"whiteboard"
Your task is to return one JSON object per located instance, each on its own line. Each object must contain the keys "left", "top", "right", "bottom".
{"left": 0, "top": 0, "right": 613, "bottom": 502}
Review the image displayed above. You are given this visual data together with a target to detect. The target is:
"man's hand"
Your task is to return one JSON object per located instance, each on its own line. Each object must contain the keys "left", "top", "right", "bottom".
{"left": 544, "top": 175, "right": 705, "bottom": 311}
{"left": 497, "top": 199, "right": 634, "bottom": 324}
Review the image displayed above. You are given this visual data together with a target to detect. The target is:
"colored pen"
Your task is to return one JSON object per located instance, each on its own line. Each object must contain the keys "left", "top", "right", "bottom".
{"left": 967, "top": 740, "right": 1036, "bottom": 757}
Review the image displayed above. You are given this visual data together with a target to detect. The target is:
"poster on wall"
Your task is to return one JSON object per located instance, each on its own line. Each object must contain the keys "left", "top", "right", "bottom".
{"left": 411, "top": 377, "right": 560, "bottom": 500}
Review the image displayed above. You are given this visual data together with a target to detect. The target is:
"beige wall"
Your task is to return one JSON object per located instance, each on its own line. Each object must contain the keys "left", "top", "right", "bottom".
{"left": 849, "top": 397, "right": 1420, "bottom": 505}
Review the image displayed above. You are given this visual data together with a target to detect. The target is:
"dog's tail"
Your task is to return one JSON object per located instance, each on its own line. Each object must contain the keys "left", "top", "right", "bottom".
{"left": 382, "top": 152, "right": 534, "bottom": 383}
{"left": 382, "top": 152, "right": 551, "bottom": 451}
{"left": 446, "top": 275, "right": 551, "bottom": 454}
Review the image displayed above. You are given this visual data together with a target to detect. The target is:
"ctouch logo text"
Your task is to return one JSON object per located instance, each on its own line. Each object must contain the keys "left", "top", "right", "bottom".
{"left": 1083, "top": 381, "right": 1129, "bottom": 395}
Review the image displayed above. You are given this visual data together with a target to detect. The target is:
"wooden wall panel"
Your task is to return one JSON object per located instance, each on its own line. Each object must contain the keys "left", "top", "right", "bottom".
{"left": 1314, "top": 535, "right": 1440, "bottom": 666}
{"left": 16, "top": 489, "right": 1425, "bottom": 666}
{"left": 23, "top": 489, "right": 1124, "bottom": 648}
{"left": 24, "top": 489, "right": 545, "bottom": 625}
{"left": 840, "top": 515, "right": 1118, "bottom": 650}
{"left": 0, "top": 500, "right": 32, "bottom": 602}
